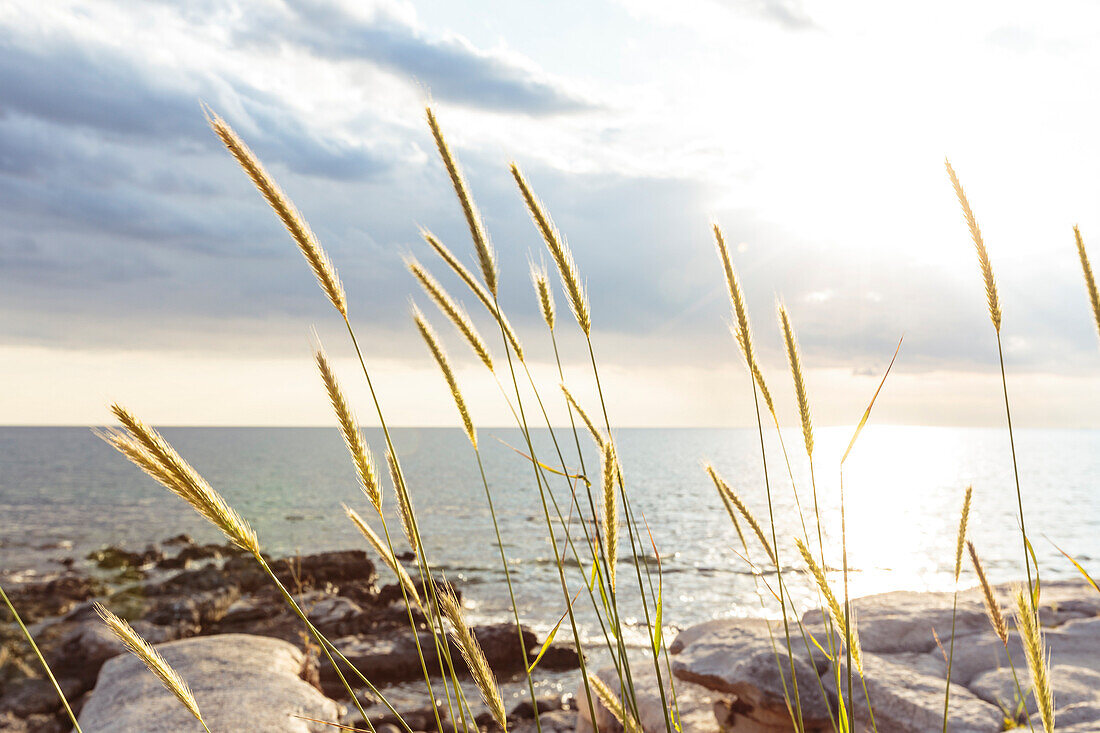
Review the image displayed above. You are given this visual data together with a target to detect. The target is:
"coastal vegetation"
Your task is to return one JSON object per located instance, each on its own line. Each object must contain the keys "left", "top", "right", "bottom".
{"left": 3, "top": 105, "right": 1100, "bottom": 733}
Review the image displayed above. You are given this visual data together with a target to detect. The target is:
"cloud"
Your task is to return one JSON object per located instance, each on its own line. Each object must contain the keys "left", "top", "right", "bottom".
{"left": 236, "top": 0, "right": 595, "bottom": 115}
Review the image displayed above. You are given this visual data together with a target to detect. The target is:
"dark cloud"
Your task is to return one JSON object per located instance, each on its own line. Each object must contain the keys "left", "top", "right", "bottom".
{"left": 236, "top": 0, "right": 595, "bottom": 115}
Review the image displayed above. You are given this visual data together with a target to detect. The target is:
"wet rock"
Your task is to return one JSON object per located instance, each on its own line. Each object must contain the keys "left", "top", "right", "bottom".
{"left": 526, "top": 641, "right": 581, "bottom": 671}
{"left": 77, "top": 633, "right": 341, "bottom": 732}
{"left": 0, "top": 575, "right": 105, "bottom": 624}
{"left": 269, "top": 550, "right": 377, "bottom": 591}
{"left": 162, "top": 534, "right": 193, "bottom": 546}
{"left": 510, "top": 694, "right": 565, "bottom": 719}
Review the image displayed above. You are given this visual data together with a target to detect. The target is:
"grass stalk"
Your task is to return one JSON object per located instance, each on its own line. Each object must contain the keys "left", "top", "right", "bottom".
{"left": 0, "top": 584, "right": 84, "bottom": 733}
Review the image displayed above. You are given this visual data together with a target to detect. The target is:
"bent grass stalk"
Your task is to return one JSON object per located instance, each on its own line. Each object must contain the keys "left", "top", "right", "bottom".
{"left": 0, "top": 583, "right": 83, "bottom": 733}
{"left": 95, "top": 603, "right": 211, "bottom": 733}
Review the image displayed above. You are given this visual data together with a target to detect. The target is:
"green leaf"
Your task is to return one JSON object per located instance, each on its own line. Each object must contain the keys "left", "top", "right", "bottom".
{"left": 1024, "top": 534, "right": 1042, "bottom": 607}
{"left": 527, "top": 595, "right": 576, "bottom": 674}
{"left": 652, "top": 582, "right": 664, "bottom": 658}
{"left": 841, "top": 337, "right": 903, "bottom": 465}
{"left": 1050, "top": 538, "right": 1100, "bottom": 594}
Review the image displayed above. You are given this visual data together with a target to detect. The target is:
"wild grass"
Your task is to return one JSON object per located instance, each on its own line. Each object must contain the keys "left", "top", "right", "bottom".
{"left": 4, "top": 107, "right": 1092, "bottom": 733}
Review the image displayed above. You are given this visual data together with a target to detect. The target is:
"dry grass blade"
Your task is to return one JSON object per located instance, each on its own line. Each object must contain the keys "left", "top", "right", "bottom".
{"left": 587, "top": 673, "right": 642, "bottom": 733}
{"left": 387, "top": 452, "right": 419, "bottom": 556}
{"left": 714, "top": 225, "right": 757, "bottom": 369}
{"left": 438, "top": 588, "right": 507, "bottom": 729}
{"left": 315, "top": 349, "right": 381, "bottom": 511}
{"left": 968, "top": 542, "right": 1008, "bottom": 645}
{"left": 600, "top": 441, "right": 619, "bottom": 591}
{"left": 1014, "top": 586, "right": 1054, "bottom": 732}
{"left": 841, "top": 337, "right": 903, "bottom": 464}
{"left": 954, "top": 486, "right": 972, "bottom": 582}
{"left": 1074, "top": 225, "right": 1100, "bottom": 341}
{"left": 945, "top": 159, "right": 1001, "bottom": 332}
{"left": 94, "top": 603, "right": 207, "bottom": 729}
{"left": 531, "top": 261, "right": 556, "bottom": 331}
{"left": 795, "top": 537, "right": 862, "bottom": 674}
{"left": 413, "top": 305, "right": 477, "bottom": 448}
{"left": 407, "top": 256, "right": 493, "bottom": 371}
{"left": 204, "top": 107, "right": 346, "bottom": 317}
{"left": 425, "top": 107, "right": 497, "bottom": 295}
{"left": 421, "top": 229, "right": 524, "bottom": 359}
{"left": 98, "top": 405, "right": 259, "bottom": 555}
{"left": 560, "top": 384, "right": 604, "bottom": 447}
{"left": 705, "top": 465, "right": 776, "bottom": 565}
{"left": 344, "top": 505, "right": 422, "bottom": 608}
{"left": 510, "top": 163, "right": 591, "bottom": 335}
{"left": 777, "top": 302, "right": 813, "bottom": 457}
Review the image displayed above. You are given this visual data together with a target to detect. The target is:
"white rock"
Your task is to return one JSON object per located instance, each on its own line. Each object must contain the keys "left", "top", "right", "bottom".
{"left": 77, "top": 633, "right": 342, "bottom": 732}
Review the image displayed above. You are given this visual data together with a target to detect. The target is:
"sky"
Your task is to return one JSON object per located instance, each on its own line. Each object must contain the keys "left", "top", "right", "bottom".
{"left": 2, "top": 0, "right": 1099, "bottom": 427}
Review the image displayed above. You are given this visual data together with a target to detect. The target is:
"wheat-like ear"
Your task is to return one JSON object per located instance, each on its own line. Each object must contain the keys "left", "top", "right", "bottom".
{"left": 945, "top": 159, "right": 1002, "bottom": 332}
{"left": 421, "top": 228, "right": 524, "bottom": 360}
{"left": 560, "top": 384, "right": 604, "bottom": 447}
{"left": 437, "top": 587, "right": 507, "bottom": 729}
{"left": 425, "top": 107, "right": 497, "bottom": 296}
{"left": 794, "top": 537, "right": 861, "bottom": 674}
{"left": 204, "top": 106, "right": 346, "bottom": 317}
{"left": 600, "top": 441, "right": 619, "bottom": 591}
{"left": 968, "top": 541, "right": 1008, "bottom": 645}
{"left": 406, "top": 256, "right": 494, "bottom": 372}
{"left": 386, "top": 451, "right": 419, "bottom": 556}
{"left": 412, "top": 305, "right": 477, "bottom": 448}
{"left": 1014, "top": 585, "right": 1054, "bottom": 732}
{"left": 587, "top": 673, "right": 642, "bottom": 733}
{"left": 344, "top": 505, "right": 422, "bottom": 609}
{"left": 704, "top": 465, "right": 775, "bottom": 565}
{"left": 94, "top": 603, "right": 207, "bottom": 729}
{"left": 777, "top": 302, "right": 813, "bottom": 457}
{"left": 954, "top": 485, "right": 972, "bottom": 582}
{"left": 315, "top": 349, "right": 381, "bottom": 512}
{"left": 531, "top": 260, "right": 556, "bottom": 331}
{"left": 1074, "top": 225, "right": 1100, "bottom": 341}
{"left": 714, "top": 225, "right": 759, "bottom": 371}
{"left": 98, "top": 405, "right": 259, "bottom": 556}
{"left": 511, "top": 163, "right": 591, "bottom": 335}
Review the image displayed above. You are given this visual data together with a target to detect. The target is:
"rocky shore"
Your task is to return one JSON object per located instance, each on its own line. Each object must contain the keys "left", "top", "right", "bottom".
{"left": 0, "top": 535, "right": 581, "bottom": 732}
{"left": 3, "top": 536, "right": 1099, "bottom": 732}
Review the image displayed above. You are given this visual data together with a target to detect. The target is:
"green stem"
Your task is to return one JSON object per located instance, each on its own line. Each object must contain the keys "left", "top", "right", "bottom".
{"left": 0, "top": 583, "right": 84, "bottom": 733}
{"left": 942, "top": 591, "right": 959, "bottom": 732}
{"left": 996, "top": 332, "right": 1035, "bottom": 609}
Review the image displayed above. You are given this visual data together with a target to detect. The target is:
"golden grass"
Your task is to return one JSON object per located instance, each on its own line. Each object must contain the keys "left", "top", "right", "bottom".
{"left": 97, "top": 405, "right": 259, "bottom": 556}
{"left": 968, "top": 541, "right": 1008, "bottom": 645}
{"left": 1074, "top": 225, "right": 1100, "bottom": 340}
{"left": 425, "top": 107, "right": 497, "bottom": 296}
{"left": 954, "top": 485, "right": 972, "bottom": 582}
{"left": 945, "top": 159, "right": 1001, "bottom": 332}
{"left": 205, "top": 107, "right": 346, "bottom": 317}
{"left": 1014, "top": 585, "right": 1054, "bottom": 732}
{"left": 705, "top": 465, "right": 776, "bottom": 565}
{"left": 587, "top": 673, "right": 642, "bottom": 733}
{"left": 795, "top": 537, "right": 862, "bottom": 675}
{"left": 713, "top": 225, "right": 758, "bottom": 370}
{"left": 413, "top": 305, "right": 477, "bottom": 448}
{"left": 778, "top": 302, "right": 813, "bottom": 458}
{"left": 387, "top": 451, "right": 419, "bottom": 557}
{"left": 531, "top": 261, "right": 556, "bottom": 331}
{"left": 601, "top": 441, "right": 619, "bottom": 591}
{"left": 315, "top": 349, "right": 381, "bottom": 512}
{"left": 407, "top": 256, "right": 494, "bottom": 371}
{"left": 422, "top": 228, "right": 524, "bottom": 360}
{"left": 438, "top": 588, "right": 507, "bottom": 729}
{"left": 94, "top": 603, "right": 209, "bottom": 731}
{"left": 344, "top": 505, "right": 422, "bottom": 609}
{"left": 561, "top": 383, "right": 604, "bottom": 447}
{"left": 511, "top": 163, "right": 591, "bottom": 335}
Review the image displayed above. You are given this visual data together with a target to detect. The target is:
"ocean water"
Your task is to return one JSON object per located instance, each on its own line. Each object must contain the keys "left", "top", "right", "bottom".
{"left": 1, "top": 425, "right": 1098, "bottom": 647}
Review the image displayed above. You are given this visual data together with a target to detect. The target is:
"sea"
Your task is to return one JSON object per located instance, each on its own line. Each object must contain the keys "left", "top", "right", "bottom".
{"left": 2, "top": 425, "right": 1098, "bottom": 650}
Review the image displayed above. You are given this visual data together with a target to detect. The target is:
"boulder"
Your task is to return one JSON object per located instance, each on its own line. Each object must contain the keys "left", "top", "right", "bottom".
{"left": 671, "top": 617, "right": 833, "bottom": 729}
{"left": 44, "top": 618, "right": 178, "bottom": 690}
{"left": 578, "top": 663, "right": 723, "bottom": 732}
{"left": 77, "top": 633, "right": 341, "bottom": 732}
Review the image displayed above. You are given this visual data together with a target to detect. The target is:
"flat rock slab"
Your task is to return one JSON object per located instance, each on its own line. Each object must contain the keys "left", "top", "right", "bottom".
{"left": 77, "top": 633, "right": 341, "bottom": 732}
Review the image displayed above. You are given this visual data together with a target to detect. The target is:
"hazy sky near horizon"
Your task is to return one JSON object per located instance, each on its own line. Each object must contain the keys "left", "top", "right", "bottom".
{"left": 2, "top": 0, "right": 1099, "bottom": 427}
